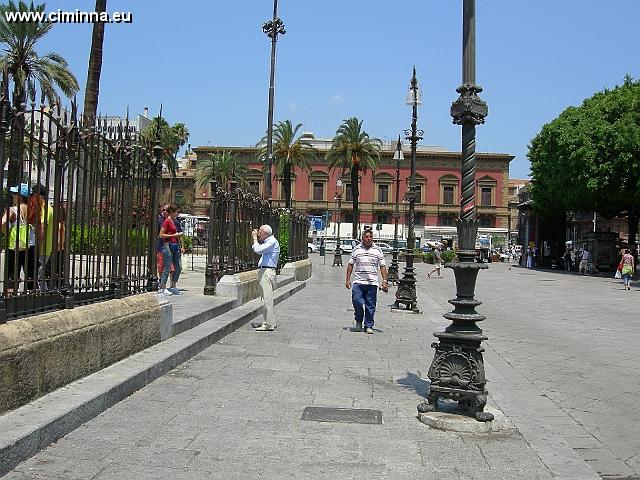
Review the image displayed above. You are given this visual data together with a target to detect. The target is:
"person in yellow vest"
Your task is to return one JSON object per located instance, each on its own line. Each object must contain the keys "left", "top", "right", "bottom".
{"left": 1, "top": 183, "right": 30, "bottom": 293}
{"left": 29, "top": 184, "right": 55, "bottom": 291}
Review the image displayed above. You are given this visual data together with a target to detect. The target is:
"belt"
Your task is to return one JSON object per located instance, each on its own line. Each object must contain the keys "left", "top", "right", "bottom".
{"left": 259, "top": 266, "right": 276, "bottom": 269}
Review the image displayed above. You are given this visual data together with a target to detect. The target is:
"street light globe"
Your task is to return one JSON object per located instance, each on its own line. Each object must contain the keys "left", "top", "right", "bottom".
{"left": 336, "top": 178, "right": 343, "bottom": 189}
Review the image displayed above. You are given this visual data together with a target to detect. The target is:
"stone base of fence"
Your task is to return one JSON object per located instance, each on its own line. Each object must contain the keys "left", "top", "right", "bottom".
{"left": 0, "top": 293, "right": 172, "bottom": 415}
{"left": 216, "top": 270, "right": 261, "bottom": 304}
{"left": 280, "top": 258, "right": 312, "bottom": 281}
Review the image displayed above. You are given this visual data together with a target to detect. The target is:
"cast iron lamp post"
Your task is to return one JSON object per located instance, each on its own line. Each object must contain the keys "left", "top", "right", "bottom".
{"left": 394, "top": 67, "right": 423, "bottom": 312}
{"left": 417, "top": 0, "right": 493, "bottom": 422}
{"left": 387, "top": 136, "right": 404, "bottom": 284}
{"left": 262, "top": 0, "right": 285, "bottom": 201}
{"left": 332, "top": 178, "right": 344, "bottom": 267}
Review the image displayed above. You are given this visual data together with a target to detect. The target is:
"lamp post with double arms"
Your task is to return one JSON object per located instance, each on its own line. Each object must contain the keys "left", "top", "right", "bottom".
{"left": 262, "top": 0, "right": 286, "bottom": 201}
{"left": 394, "top": 67, "right": 423, "bottom": 312}
{"left": 418, "top": 0, "right": 493, "bottom": 422}
{"left": 387, "top": 136, "right": 404, "bottom": 284}
{"left": 332, "top": 178, "right": 344, "bottom": 267}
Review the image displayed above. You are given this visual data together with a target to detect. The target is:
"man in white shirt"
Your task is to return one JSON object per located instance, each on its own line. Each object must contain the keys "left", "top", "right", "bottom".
{"left": 345, "top": 230, "right": 388, "bottom": 334}
{"left": 579, "top": 248, "right": 590, "bottom": 275}
{"left": 251, "top": 224, "right": 280, "bottom": 331}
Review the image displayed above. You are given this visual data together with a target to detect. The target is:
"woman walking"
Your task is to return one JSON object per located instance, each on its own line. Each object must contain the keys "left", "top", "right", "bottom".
{"left": 620, "top": 249, "right": 634, "bottom": 291}
{"left": 158, "top": 204, "right": 183, "bottom": 295}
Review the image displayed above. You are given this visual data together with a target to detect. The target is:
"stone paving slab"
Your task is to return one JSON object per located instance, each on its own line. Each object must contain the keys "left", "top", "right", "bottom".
{"left": 0, "top": 277, "right": 306, "bottom": 477}
{"left": 2, "top": 256, "right": 590, "bottom": 480}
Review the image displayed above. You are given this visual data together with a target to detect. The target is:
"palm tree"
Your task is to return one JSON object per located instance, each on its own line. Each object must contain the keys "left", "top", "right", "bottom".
{"left": 326, "top": 117, "right": 382, "bottom": 239}
{"left": 167, "top": 122, "right": 189, "bottom": 199}
{"left": 141, "top": 116, "right": 183, "bottom": 175}
{"left": 196, "top": 151, "right": 249, "bottom": 190}
{"left": 257, "top": 120, "right": 316, "bottom": 208}
{"left": 82, "top": 0, "right": 107, "bottom": 128}
{"left": 0, "top": 0, "right": 79, "bottom": 184}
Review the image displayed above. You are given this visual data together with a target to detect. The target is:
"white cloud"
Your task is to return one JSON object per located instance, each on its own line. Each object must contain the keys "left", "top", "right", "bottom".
{"left": 330, "top": 94, "right": 345, "bottom": 104}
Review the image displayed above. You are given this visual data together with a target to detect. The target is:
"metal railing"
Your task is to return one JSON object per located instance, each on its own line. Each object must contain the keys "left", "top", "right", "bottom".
{"left": 204, "top": 181, "right": 309, "bottom": 295}
{"left": 0, "top": 82, "right": 162, "bottom": 323}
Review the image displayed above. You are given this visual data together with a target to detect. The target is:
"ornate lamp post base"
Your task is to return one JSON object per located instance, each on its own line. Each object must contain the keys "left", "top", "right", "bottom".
{"left": 387, "top": 250, "right": 399, "bottom": 284}
{"left": 417, "top": 218, "right": 493, "bottom": 422}
{"left": 393, "top": 257, "right": 419, "bottom": 312}
{"left": 332, "top": 247, "right": 343, "bottom": 267}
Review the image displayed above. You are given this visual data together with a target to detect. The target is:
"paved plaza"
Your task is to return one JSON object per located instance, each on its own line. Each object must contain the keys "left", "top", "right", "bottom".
{"left": 3, "top": 256, "right": 639, "bottom": 479}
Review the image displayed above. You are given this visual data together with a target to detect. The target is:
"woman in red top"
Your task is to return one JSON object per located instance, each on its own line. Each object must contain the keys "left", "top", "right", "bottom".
{"left": 620, "top": 249, "right": 635, "bottom": 291}
{"left": 158, "top": 204, "right": 183, "bottom": 295}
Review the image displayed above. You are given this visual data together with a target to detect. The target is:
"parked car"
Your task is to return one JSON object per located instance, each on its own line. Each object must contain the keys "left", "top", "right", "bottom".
{"left": 324, "top": 239, "right": 357, "bottom": 253}
{"left": 374, "top": 241, "right": 393, "bottom": 254}
{"left": 307, "top": 243, "right": 318, "bottom": 254}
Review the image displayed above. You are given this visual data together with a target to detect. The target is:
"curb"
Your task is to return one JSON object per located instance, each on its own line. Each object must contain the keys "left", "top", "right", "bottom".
{"left": 0, "top": 280, "right": 306, "bottom": 477}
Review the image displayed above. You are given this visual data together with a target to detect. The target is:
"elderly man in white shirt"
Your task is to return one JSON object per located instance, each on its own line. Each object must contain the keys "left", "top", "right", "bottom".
{"left": 251, "top": 224, "right": 280, "bottom": 331}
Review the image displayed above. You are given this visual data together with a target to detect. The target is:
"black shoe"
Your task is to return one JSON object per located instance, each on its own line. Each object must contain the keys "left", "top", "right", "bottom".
{"left": 355, "top": 321, "right": 363, "bottom": 332}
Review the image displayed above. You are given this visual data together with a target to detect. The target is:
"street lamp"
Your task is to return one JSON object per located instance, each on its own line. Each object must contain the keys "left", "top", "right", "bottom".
{"left": 394, "top": 67, "right": 423, "bottom": 313}
{"left": 387, "top": 136, "right": 404, "bottom": 284}
{"left": 262, "top": 0, "right": 286, "bottom": 201}
{"left": 332, "top": 178, "right": 344, "bottom": 267}
{"left": 418, "top": 0, "right": 493, "bottom": 422}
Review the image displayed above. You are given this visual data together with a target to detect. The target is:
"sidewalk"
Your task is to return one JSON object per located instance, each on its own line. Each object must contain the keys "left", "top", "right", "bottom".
{"left": 2, "top": 256, "right": 606, "bottom": 479}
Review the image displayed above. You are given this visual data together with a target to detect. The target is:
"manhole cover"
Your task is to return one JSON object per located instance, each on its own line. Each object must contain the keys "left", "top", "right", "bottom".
{"left": 301, "top": 407, "right": 382, "bottom": 425}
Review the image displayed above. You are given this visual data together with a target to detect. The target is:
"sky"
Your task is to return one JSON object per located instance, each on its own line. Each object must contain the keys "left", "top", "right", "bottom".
{"left": 28, "top": 0, "right": 640, "bottom": 179}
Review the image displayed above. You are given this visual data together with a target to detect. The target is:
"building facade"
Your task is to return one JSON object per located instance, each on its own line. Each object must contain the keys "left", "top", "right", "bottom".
{"left": 193, "top": 134, "right": 514, "bottom": 243}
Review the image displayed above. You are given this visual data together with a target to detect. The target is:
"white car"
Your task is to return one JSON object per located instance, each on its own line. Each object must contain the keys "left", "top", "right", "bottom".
{"left": 374, "top": 241, "right": 393, "bottom": 254}
{"left": 307, "top": 243, "right": 318, "bottom": 253}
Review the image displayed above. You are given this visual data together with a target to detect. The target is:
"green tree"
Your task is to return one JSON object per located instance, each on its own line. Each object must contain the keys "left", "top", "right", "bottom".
{"left": 0, "top": 0, "right": 79, "bottom": 184}
{"left": 141, "top": 117, "right": 189, "bottom": 176}
{"left": 257, "top": 120, "right": 316, "bottom": 208}
{"left": 326, "top": 117, "right": 382, "bottom": 239}
{"left": 195, "top": 151, "right": 249, "bottom": 190}
{"left": 528, "top": 76, "right": 640, "bottom": 249}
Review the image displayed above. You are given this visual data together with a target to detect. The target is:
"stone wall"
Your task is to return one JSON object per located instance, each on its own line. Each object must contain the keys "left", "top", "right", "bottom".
{"left": 0, "top": 293, "right": 171, "bottom": 414}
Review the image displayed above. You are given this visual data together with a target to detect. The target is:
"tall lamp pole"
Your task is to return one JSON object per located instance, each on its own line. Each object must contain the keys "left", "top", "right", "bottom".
{"left": 387, "top": 136, "right": 404, "bottom": 284}
{"left": 394, "top": 67, "right": 423, "bottom": 313}
{"left": 333, "top": 178, "right": 344, "bottom": 267}
{"left": 418, "top": 0, "right": 493, "bottom": 422}
{"left": 262, "top": 0, "right": 285, "bottom": 201}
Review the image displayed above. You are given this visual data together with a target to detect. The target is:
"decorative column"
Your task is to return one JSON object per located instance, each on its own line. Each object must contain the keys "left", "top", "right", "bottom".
{"left": 394, "top": 67, "right": 422, "bottom": 313}
{"left": 387, "top": 136, "right": 403, "bottom": 284}
{"left": 418, "top": 0, "right": 493, "bottom": 422}
{"left": 204, "top": 180, "right": 218, "bottom": 295}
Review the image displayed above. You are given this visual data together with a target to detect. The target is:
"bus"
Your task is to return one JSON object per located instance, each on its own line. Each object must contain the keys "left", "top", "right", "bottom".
{"left": 177, "top": 214, "right": 209, "bottom": 245}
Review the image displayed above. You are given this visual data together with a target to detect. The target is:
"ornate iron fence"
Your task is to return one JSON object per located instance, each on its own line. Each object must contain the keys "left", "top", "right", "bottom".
{"left": 204, "top": 180, "right": 309, "bottom": 295}
{"left": 0, "top": 82, "right": 162, "bottom": 323}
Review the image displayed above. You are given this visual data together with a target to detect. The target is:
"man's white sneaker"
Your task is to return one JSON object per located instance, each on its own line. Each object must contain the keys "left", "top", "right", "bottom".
{"left": 162, "top": 288, "right": 173, "bottom": 296}
{"left": 255, "top": 324, "right": 275, "bottom": 331}
{"left": 365, "top": 328, "right": 374, "bottom": 334}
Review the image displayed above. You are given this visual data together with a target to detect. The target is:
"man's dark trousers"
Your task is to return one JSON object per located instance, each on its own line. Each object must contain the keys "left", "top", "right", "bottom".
{"left": 352, "top": 283, "right": 378, "bottom": 329}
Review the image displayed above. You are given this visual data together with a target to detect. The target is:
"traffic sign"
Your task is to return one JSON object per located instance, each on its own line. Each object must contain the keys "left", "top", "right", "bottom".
{"left": 308, "top": 215, "right": 325, "bottom": 231}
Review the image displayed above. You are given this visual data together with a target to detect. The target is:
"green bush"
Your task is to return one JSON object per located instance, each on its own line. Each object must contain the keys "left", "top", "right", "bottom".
{"left": 442, "top": 249, "right": 457, "bottom": 263}
{"left": 182, "top": 236, "right": 193, "bottom": 253}
{"left": 70, "top": 225, "right": 149, "bottom": 254}
{"left": 278, "top": 211, "right": 290, "bottom": 266}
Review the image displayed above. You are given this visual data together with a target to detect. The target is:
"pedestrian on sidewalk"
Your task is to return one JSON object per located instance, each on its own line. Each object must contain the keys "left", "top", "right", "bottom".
{"left": 620, "top": 249, "right": 634, "bottom": 291}
{"left": 526, "top": 245, "right": 534, "bottom": 269}
{"left": 428, "top": 245, "right": 443, "bottom": 279}
{"left": 579, "top": 248, "right": 590, "bottom": 275}
{"left": 158, "top": 204, "right": 183, "bottom": 295}
{"left": 252, "top": 224, "right": 280, "bottom": 332}
{"left": 345, "top": 229, "right": 388, "bottom": 334}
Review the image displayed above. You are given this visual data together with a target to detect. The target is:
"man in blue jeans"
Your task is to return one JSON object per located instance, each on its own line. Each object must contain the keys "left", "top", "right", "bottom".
{"left": 345, "top": 230, "right": 388, "bottom": 334}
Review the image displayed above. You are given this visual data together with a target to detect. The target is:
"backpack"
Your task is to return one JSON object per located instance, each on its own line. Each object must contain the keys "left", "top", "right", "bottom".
{"left": 8, "top": 206, "right": 29, "bottom": 251}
